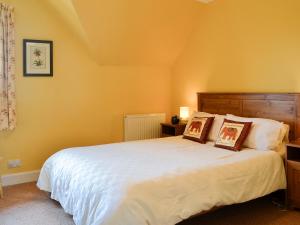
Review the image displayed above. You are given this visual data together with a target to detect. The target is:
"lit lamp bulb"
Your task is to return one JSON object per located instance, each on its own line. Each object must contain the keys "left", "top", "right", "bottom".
{"left": 180, "top": 106, "right": 190, "bottom": 123}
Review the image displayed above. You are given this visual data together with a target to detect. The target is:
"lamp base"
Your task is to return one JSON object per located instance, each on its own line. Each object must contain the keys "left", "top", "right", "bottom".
{"left": 180, "top": 119, "right": 188, "bottom": 125}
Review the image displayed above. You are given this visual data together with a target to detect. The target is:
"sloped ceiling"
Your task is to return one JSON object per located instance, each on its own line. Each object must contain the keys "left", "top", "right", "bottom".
{"left": 46, "top": 0, "right": 202, "bottom": 66}
{"left": 44, "top": 0, "right": 88, "bottom": 45}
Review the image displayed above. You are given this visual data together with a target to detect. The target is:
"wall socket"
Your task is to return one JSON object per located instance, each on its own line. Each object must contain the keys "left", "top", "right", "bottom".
{"left": 7, "top": 159, "right": 22, "bottom": 168}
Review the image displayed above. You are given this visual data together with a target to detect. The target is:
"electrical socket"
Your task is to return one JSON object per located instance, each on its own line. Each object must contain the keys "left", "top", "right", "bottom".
{"left": 7, "top": 159, "right": 22, "bottom": 168}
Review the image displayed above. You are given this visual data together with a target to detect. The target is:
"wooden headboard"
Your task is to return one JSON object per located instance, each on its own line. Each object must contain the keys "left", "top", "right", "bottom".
{"left": 197, "top": 93, "right": 300, "bottom": 141}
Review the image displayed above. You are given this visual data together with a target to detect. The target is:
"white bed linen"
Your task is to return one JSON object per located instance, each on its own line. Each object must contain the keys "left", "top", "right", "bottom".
{"left": 37, "top": 136, "right": 286, "bottom": 225}
{"left": 277, "top": 142, "right": 287, "bottom": 158}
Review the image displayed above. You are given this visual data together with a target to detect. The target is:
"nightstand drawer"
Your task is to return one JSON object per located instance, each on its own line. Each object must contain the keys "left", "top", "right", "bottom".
{"left": 160, "top": 123, "right": 186, "bottom": 137}
{"left": 161, "top": 125, "right": 176, "bottom": 136}
{"left": 287, "top": 160, "right": 300, "bottom": 207}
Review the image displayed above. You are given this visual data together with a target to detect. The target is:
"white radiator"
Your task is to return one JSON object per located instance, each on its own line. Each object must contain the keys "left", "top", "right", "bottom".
{"left": 124, "top": 113, "right": 166, "bottom": 141}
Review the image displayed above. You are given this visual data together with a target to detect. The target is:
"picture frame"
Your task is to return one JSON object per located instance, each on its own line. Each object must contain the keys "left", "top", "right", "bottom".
{"left": 23, "top": 39, "right": 53, "bottom": 76}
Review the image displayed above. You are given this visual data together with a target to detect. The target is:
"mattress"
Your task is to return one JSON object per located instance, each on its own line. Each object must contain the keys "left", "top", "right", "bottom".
{"left": 37, "top": 136, "right": 286, "bottom": 225}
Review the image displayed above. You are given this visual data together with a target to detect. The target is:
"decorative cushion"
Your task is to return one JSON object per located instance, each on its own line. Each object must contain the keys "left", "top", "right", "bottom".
{"left": 193, "top": 112, "right": 226, "bottom": 141}
{"left": 183, "top": 116, "right": 214, "bottom": 143}
{"left": 226, "top": 114, "right": 286, "bottom": 150}
{"left": 215, "top": 119, "right": 252, "bottom": 151}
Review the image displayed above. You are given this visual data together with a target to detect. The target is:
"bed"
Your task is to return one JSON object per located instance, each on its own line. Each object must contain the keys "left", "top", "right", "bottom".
{"left": 37, "top": 93, "right": 300, "bottom": 225}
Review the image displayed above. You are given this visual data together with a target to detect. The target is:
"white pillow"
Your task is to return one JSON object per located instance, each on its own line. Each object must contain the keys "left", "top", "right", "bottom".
{"left": 282, "top": 124, "right": 290, "bottom": 143}
{"left": 276, "top": 141, "right": 287, "bottom": 157}
{"left": 226, "top": 114, "right": 286, "bottom": 150}
{"left": 193, "top": 112, "right": 225, "bottom": 141}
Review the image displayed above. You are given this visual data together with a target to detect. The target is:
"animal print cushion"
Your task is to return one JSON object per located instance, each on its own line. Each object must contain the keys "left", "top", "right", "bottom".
{"left": 215, "top": 119, "right": 252, "bottom": 151}
{"left": 183, "top": 116, "right": 214, "bottom": 143}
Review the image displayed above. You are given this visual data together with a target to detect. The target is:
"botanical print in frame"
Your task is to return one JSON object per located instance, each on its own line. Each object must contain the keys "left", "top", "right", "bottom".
{"left": 23, "top": 39, "right": 53, "bottom": 76}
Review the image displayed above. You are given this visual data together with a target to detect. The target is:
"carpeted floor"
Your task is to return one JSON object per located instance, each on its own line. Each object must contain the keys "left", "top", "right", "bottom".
{"left": 0, "top": 183, "right": 299, "bottom": 225}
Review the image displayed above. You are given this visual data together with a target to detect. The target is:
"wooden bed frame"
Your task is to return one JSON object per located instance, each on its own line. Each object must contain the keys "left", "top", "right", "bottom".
{"left": 197, "top": 93, "right": 300, "bottom": 141}
{"left": 188, "top": 93, "right": 299, "bottom": 220}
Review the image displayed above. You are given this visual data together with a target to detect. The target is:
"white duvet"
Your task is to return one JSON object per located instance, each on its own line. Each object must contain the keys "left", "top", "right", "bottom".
{"left": 37, "top": 136, "right": 286, "bottom": 225}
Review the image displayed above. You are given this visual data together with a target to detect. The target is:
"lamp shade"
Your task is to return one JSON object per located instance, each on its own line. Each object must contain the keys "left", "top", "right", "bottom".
{"left": 180, "top": 107, "right": 190, "bottom": 120}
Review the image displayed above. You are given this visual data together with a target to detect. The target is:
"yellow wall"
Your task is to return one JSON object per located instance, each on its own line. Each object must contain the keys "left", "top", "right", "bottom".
{"left": 3, "top": 0, "right": 300, "bottom": 176}
{"left": 171, "top": 0, "right": 300, "bottom": 114}
{"left": 0, "top": 0, "right": 171, "bottom": 175}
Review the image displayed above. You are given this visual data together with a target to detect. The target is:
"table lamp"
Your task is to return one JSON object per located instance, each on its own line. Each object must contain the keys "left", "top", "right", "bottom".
{"left": 180, "top": 106, "right": 190, "bottom": 123}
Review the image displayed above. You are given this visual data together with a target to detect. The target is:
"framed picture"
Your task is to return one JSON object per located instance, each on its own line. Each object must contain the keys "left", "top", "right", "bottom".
{"left": 23, "top": 39, "right": 53, "bottom": 76}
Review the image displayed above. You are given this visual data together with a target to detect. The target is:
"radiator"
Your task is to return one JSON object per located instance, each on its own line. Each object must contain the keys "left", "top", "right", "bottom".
{"left": 124, "top": 113, "right": 166, "bottom": 141}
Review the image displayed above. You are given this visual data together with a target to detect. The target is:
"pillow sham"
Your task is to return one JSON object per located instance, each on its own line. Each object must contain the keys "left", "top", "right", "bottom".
{"left": 215, "top": 119, "right": 252, "bottom": 151}
{"left": 183, "top": 116, "right": 214, "bottom": 143}
{"left": 226, "top": 114, "right": 286, "bottom": 150}
{"left": 193, "top": 112, "right": 226, "bottom": 141}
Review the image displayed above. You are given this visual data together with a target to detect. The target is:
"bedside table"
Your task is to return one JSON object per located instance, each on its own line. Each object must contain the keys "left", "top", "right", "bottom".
{"left": 286, "top": 140, "right": 300, "bottom": 209}
{"left": 160, "top": 123, "right": 186, "bottom": 137}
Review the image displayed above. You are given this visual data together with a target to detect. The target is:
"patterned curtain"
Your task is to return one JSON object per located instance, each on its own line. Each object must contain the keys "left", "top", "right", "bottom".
{"left": 0, "top": 3, "right": 15, "bottom": 131}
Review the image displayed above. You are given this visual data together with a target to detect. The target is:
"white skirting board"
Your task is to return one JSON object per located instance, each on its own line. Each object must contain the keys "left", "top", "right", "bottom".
{"left": 1, "top": 170, "right": 40, "bottom": 186}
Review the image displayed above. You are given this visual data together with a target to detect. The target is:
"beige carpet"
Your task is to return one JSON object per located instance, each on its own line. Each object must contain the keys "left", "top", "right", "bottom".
{"left": 0, "top": 183, "right": 299, "bottom": 225}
